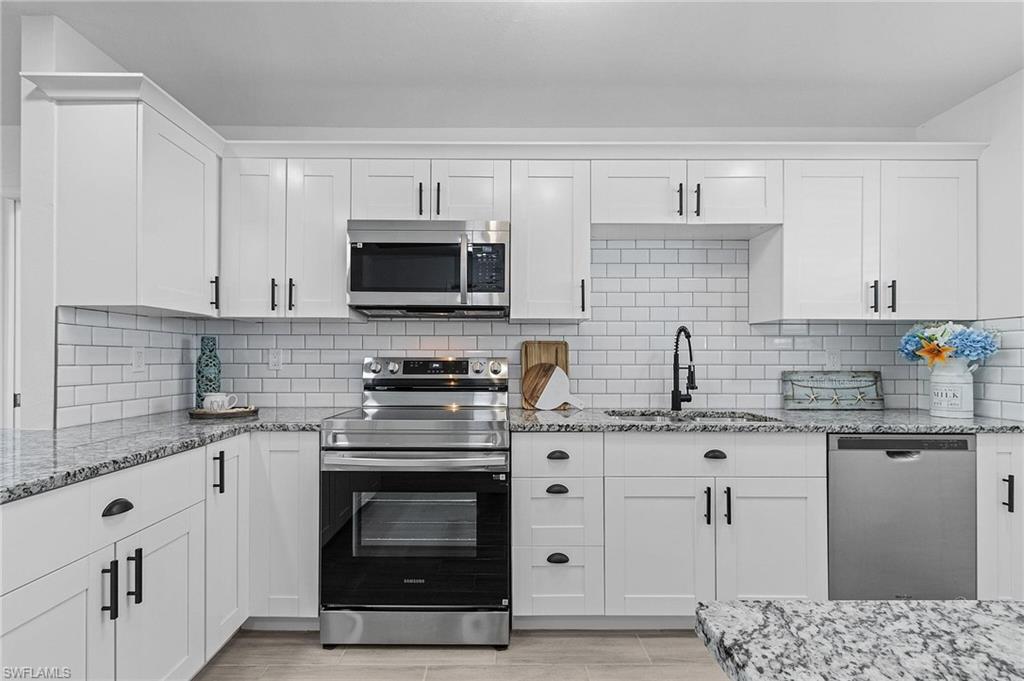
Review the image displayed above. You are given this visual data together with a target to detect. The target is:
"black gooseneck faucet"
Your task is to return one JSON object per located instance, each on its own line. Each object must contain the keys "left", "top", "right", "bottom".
{"left": 672, "top": 325, "right": 698, "bottom": 411}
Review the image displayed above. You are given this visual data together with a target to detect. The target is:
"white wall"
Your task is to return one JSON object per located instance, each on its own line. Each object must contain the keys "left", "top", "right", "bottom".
{"left": 918, "top": 70, "right": 1024, "bottom": 320}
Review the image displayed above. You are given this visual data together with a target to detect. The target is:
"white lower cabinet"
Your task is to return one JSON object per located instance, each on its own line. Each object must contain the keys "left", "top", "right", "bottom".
{"left": 513, "top": 547, "right": 604, "bottom": 616}
{"left": 714, "top": 477, "right": 828, "bottom": 600}
{"left": 116, "top": 504, "right": 206, "bottom": 681}
{"left": 249, "top": 432, "right": 320, "bottom": 618}
{"left": 604, "top": 477, "right": 715, "bottom": 616}
{"left": 0, "top": 546, "right": 115, "bottom": 680}
{"left": 205, "top": 436, "right": 251, "bottom": 658}
{"left": 978, "top": 433, "right": 1024, "bottom": 600}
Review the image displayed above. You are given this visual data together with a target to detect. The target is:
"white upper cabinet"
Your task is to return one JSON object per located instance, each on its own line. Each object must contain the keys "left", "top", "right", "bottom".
{"left": 510, "top": 160, "right": 591, "bottom": 321}
{"left": 286, "top": 159, "right": 352, "bottom": 317}
{"left": 688, "top": 160, "right": 783, "bottom": 224}
{"left": 591, "top": 160, "right": 687, "bottom": 223}
{"left": 432, "top": 160, "right": 511, "bottom": 221}
{"left": 880, "top": 160, "right": 977, "bottom": 320}
{"left": 778, "top": 160, "right": 881, "bottom": 320}
{"left": 351, "top": 159, "right": 432, "bottom": 220}
{"left": 221, "top": 158, "right": 288, "bottom": 317}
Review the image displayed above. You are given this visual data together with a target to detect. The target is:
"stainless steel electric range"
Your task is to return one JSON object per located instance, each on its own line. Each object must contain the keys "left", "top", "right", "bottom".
{"left": 319, "top": 356, "right": 510, "bottom": 647}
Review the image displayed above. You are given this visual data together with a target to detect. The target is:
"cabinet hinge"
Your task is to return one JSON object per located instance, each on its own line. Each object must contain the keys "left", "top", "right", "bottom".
{"left": 13, "top": 393, "right": 21, "bottom": 408}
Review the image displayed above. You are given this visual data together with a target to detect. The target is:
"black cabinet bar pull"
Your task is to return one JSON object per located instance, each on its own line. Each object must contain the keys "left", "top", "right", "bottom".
{"left": 270, "top": 278, "right": 277, "bottom": 311}
{"left": 210, "top": 275, "right": 220, "bottom": 310}
{"left": 288, "top": 278, "right": 295, "bottom": 311}
{"left": 547, "top": 450, "right": 569, "bottom": 460}
{"left": 704, "top": 449, "right": 727, "bottom": 460}
{"left": 546, "top": 483, "right": 569, "bottom": 495}
{"left": 213, "top": 450, "right": 225, "bottom": 494}
{"left": 101, "top": 559, "right": 118, "bottom": 620}
{"left": 724, "top": 486, "right": 733, "bottom": 525}
{"left": 1003, "top": 474, "right": 1015, "bottom": 513}
{"left": 694, "top": 183, "right": 702, "bottom": 217}
{"left": 546, "top": 552, "right": 570, "bottom": 564}
{"left": 418, "top": 182, "right": 424, "bottom": 216}
{"left": 101, "top": 498, "right": 134, "bottom": 517}
{"left": 677, "top": 183, "right": 684, "bottom": 216}
{"left": 581, "top": 279, "right": 586, "bottom": 312}
{"left": 436, "top": 182, "right": 441, "bottom": 216}
{"left": 126, "top": 548, "right": 143, "bottom": 604}
{"left": 870, "top": 280, "right": 880, "bottom": 313}
{"left": 887, "top": 280, "right": 897, "bottom": 312}
{"left": 704, "top": 486, "right": 712, "bottom": 525}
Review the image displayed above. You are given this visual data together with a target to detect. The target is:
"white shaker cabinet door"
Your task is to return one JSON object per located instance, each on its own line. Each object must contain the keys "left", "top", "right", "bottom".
{"left": 0, "top": 547, "right": 115, "bottom": 681}
{"left": 205, "top": 435, "right": 251, "bottom": 659}
{"left": 249, "top": 432, "right": 320, "bottom": 618}
{"left": 138, "top": 104, "right": 220, "bottom": 316}
{"left": 688, "top": 160, "right": 782, "bottom": 224}
{"left": 604, "top": 477, "right": 715, "bottom": 616}
{"left": 714, "top": 477, "right": 827, "bottom": 601}
{"left": 977, "top": 433, "right": 1024, "bottom": 600}
{"left": 510, "top": 160, "right": 591, "bottom": 321}
{"left": 220, "top": 158, "right": 287, "bottom": 317}
{"left": 286, "top": 159, "right": 352, "bottom": 318}
{"left": 591, "top": 160, "right": 687, "bottom": 224}
{"left": 880, "top": 160, "right": 977, "bottom": 320}
{"left": 116, "top": 504, "right": 206, "bottom": 681}
{"left": 352, "top": 159, "right": 431, "bottom": 220}
{"left": 432, "top": 159, "right": 511, "bottom": 221}
{"left": 780, "top": 160, "right": 882, "bottom": 320}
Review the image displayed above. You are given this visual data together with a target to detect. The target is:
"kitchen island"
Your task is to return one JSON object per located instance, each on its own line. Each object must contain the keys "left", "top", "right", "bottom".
{"left": 696, "top": 599, "right": 1024, "bottom": 681}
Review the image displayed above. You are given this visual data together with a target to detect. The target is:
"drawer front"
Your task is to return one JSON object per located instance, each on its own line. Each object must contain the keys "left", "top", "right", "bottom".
{"left": 512, "top": 433, "right": 603, "bottom": 478}
{"left": 605, "top": 432, "right": 824, "bottom": 477}
{"left": 512, "top": 546, "right": 604, "bottom": 616}
{"left": 513, "top": 477, "right": 603, "bottom": 546}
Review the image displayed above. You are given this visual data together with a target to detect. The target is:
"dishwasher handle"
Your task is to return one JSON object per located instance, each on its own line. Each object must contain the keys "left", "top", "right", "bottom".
{"left": 886, "top": 450, "right": 921, "bottom": 461}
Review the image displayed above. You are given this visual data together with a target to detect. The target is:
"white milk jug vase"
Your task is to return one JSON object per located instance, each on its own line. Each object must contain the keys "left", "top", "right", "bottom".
{"left": 929, "top": 357, "right": 977, "bottom": 419}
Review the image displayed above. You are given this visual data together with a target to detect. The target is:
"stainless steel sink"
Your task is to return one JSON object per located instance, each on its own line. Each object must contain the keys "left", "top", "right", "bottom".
{"left": 618, "top": 415, "right": 682, "bottom": 423}
{"left": 604, "top": 409, "right": 780, "bottom": 424}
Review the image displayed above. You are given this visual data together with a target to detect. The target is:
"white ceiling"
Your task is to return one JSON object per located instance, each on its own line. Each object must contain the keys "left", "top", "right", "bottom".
{"left": 3, "top": 1, "right": 1023, "bottom": 129}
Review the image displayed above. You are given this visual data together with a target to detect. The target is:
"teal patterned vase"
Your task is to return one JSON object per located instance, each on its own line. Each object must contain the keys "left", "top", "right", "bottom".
{"left": 195, "top": 336, "right": 221, "bottom": 408}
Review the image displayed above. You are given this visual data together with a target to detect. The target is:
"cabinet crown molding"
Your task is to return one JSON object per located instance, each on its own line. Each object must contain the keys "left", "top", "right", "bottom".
{"left": 21, "top": 71, "right": 226, "bottom": 155}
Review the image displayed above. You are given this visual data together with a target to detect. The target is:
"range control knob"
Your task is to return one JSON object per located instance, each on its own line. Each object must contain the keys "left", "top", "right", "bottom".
{"left": 387, "top": 361, "right": 400, "bottom": 374}
{"left": 470, "top": 360, "right": 486, "bottom": 375}
{"left": 368, "top": 360, "right": 382, "bottom": 374}
{"left": 488, "top": 360, "right": 504, "bottom": 376}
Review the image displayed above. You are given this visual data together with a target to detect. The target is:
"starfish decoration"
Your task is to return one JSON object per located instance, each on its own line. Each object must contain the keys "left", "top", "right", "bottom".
{"left": 831, "top": 392, "right": 841, "bottom": 405}
{"left": 806, "top": 390, "right": 819, "bottom": 403}
{"left": 915, "top": 340, "right": 955, "bottom": 368}
{"left": 854, "top": 392, "right": 866, "bottom": 403}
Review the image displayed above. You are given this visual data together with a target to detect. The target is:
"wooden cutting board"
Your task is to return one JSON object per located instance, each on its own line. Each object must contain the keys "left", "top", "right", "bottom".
{"left": 520, "top": 341, "right": 570, "bottom": 410}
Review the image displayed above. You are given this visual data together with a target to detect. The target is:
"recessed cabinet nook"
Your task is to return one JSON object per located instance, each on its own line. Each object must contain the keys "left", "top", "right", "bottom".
{"left": 24, "top": 70, "right": 984, "bottom": 325}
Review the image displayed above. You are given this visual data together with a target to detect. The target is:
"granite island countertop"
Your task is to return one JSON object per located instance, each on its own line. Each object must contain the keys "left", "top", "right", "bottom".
{"left": 695, "top": 599, "right": 1024, "bottom": 681}
{"left": 510, "top": 407, "right": 1024, "bottom": 434}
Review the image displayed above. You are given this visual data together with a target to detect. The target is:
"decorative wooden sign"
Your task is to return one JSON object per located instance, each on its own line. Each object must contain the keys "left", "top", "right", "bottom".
{"left": 781, "top": 371, "right": 884, "bottom": 410}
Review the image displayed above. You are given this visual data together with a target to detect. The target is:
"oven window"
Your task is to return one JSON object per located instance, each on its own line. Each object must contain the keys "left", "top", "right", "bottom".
{"left": 350, "top": 243, "right": 460, "bottom": 292}
{"left": 353, "top": 491, "right": 477, "bottom": 558}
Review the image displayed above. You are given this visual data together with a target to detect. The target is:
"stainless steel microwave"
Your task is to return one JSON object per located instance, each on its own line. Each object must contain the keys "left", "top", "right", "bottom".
{"left": 347, "top": 220, "right": 509, "bottom": 318}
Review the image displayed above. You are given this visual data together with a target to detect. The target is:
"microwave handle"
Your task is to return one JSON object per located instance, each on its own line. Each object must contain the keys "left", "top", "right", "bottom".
{"left": 459, "top": 233, "right": 469, "bottom": 305}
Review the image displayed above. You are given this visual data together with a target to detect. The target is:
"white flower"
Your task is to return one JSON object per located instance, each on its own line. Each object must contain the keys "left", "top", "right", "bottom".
{"left": 922, "top": 322, "right": 961, "bottom": 344}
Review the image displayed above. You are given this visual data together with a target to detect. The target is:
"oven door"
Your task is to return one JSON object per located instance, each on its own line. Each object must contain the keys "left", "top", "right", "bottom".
{"left": 320, "top": 458, "right": 510, "bottom": 610}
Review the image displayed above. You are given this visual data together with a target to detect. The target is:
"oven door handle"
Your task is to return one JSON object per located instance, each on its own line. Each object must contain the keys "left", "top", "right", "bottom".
{"left": 321, "top": 453, "right": 508, "bottom": 472}
{"left": 459, "top": 233, "right": 469, "bottom": 305}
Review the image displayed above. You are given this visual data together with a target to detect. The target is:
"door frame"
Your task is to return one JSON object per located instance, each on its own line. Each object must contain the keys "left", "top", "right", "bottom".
{"left": 1, "top": 197, "right": 19, "bottom": 429}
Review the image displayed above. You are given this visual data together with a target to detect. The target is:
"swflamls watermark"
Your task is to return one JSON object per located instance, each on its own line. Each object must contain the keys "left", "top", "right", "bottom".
{"left": 2, "top": 667, "right": 72, "bottom": 679}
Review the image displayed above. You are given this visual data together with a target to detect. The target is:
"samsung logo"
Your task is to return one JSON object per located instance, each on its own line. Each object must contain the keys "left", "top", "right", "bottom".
{"left": 403, "top": 578, "right": 425, "bottom": 584}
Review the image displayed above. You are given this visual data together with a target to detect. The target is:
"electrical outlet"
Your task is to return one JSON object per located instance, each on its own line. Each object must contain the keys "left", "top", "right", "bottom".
{"left": 130, "top": 347, "right": 146, "bottom": 373}
{"left": 268, "top": 348, "right": 283, "bottom": 371}
{"left": 825, "top": 349, "right": 842, "bottom": 371}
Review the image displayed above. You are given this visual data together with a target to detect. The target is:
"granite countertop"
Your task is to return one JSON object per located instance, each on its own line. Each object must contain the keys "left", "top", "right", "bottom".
{"left": 695, "top": 599, "right": 1024, "bottom": 681}
{"left": 510, "top": 407, "right": 1024, "bottom": 434}
{"left": 0, "top": 408, "right": 335, "bottom": 505}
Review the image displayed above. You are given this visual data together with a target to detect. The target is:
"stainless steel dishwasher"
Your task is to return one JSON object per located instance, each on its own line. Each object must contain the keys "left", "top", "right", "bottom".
{"left": 828, "top": 434, "right": 976, "bottom": 600}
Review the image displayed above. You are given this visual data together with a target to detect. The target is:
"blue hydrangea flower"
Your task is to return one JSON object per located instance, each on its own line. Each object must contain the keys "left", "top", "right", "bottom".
{"left": 948, "top": 328, "right": 999, "bottom": 361}
{"left": 898, "top": 326, "right": 926, "bottom": 361}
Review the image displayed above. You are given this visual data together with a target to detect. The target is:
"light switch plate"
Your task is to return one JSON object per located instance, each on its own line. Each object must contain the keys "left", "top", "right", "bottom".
{"left": 268, "top": 348, "right": 283, "bottom": 371}
{"left": 130, "top": 347, "right": 146, "bottom": 373}
{"left": 825, "top": 349, "right": 842, "bottom": 371}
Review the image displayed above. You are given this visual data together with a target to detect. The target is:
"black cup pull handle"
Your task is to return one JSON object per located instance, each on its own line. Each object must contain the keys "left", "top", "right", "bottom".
{"left": 126, "top": 547, "right": 143, "bottom": 604}
{"left": 677, "top": 183, "right": 684, "bottom": 216}
{"left": 704, "top": 486, "right": 712, "bottom": 525}
{"left": 102, "top": 498, "right": 134, "bottom": 517}
{"left": 1004, "top": 474, "right": 1015, "bottom": 513}
{"left": 704, "top": 449, "right": 727, "bottom": 460}
{"left": 724, "top": 486, "right": 733, "bottom": 525}
{"left": 270, "top": 278, "right": 277, "bottom": 311}
{"left": 547, "top": 450, "right": 569, "bottom": 460}
{"left": 101, "top": 559, "right": 118, "bottom": 620}
{"left": 546, "top": 552, "right": 570, "bottom": 564}
{"left": 213, "top": 451, "right": 225, "bottom": 493}
{"left": 546, "top": 483, "right": 569, "bottom": 495}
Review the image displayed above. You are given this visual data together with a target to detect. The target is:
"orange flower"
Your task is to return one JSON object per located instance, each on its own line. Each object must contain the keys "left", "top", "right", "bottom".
{"left": 915, "top": 340, "right": 955, "bottom": 367}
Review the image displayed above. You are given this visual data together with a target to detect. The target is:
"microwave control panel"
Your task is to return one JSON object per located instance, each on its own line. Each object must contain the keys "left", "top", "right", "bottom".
{"left": 468, "top": 244, "right": 506, "bottom": 293}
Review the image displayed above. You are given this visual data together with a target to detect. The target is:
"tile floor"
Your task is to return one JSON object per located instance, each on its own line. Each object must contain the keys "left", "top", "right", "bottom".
{"left": 196, "top": 630, "right": 729, "bottom": 680}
